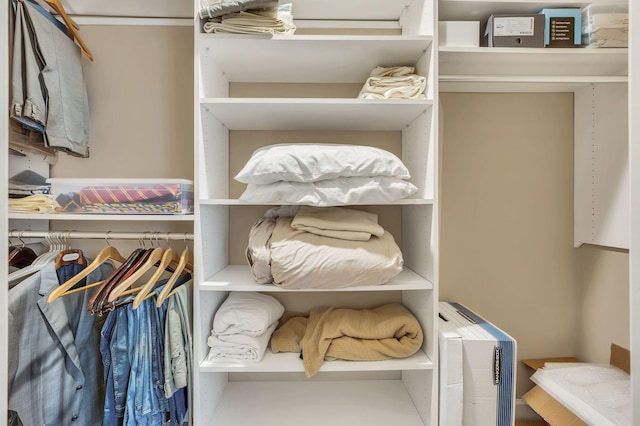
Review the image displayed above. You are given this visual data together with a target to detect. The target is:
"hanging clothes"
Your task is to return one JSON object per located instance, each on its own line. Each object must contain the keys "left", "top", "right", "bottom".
{"left": 8, "top": 260, "right": 114, "bottom": 425}
{"left": 10, "top": 0, "right": 91, "bottom": 157}
{"left": 100, "top": 274, "right": 192, "bottom": 426}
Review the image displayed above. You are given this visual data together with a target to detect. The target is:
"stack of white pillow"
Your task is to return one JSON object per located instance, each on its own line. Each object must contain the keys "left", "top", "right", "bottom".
{"left": 235, "top": 143, "right": 417, "bottom": 206}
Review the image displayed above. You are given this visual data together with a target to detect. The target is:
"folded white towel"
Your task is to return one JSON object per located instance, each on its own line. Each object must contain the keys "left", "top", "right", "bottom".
{"left": 206, "top": 321, "right": 277, "bottom": 362}
{"left": 213, "top": 292, "right": 284, "bottom": 336}
{"left": 358, "top": 66, "right": 427, "bottom": 100}
{"left": 291, "top": 206, "right": 384, "bottom": 241}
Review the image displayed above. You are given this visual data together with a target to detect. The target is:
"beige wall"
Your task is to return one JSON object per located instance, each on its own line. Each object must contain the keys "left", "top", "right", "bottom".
{"left": 440, "top": 92, "right": 631, "bottom": 398}
{"left": 52, "top": 25, "right": 194, "bottom": 179}
{"left": 440, "top": 92, "right": 579, "bottom": 397}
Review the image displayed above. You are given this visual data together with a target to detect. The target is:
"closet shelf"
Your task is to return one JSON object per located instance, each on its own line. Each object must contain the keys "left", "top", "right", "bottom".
{"left": 200, "top": 350, "right": 432, "bottom": 373}
{"left": 439, "top": 47, "right": 628, "bottom": 92}
{"left": 200, "top": 35, "right": 432, "bottom": 84}
{"left": 199, "top": 199, "right": 435, "bottom": 206}
{"left": 206, "top": 380, "right": 426, "bottom": 426}
{"left": 200, "top": 99, "right": 432, "bottom": 131}
{"left": 8, "top": 213, "right": 195, "bottom": 221}
{"left": 439, "top": 0, "right": 622, "bottom": 22}
{"left": 201, "top": 265, "right": 434, "bottom": 292}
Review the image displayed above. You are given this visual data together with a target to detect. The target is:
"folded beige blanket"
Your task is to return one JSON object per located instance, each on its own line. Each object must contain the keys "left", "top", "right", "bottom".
{"left": 271, "top": 303, "right": 423, "bottom": 377}
{"left": 291, "top": 206, "right": 384, "bottom": 241}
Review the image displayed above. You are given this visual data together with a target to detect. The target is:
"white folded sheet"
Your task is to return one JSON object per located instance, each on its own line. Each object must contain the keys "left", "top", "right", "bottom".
{"left": 531, "top": 363, "right": 631, "bottom": 426}
{"left": 291, "top": 206, "right": 384, "bottom": 241}
{"left": 206, "top": 321, "right": 277, "bottom": 362}
{"left": 212, "top": 292, "right": 284, "bottom": 336}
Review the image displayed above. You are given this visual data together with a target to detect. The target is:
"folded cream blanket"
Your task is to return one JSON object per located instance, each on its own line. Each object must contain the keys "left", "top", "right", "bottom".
{"left": 271, "top": 303, "right": 423, "bottom": 377}
{"left": 269, "top": 216, "right": 403, "bottom": 288}
{"left": 247, "top": 208, "right": 403, "bottom": 288}
{"left": 291, "top": 206, "right": 384, "bottom": 241}
{"left": 358, "top": 66, "right": 427, "bottom": 100}
{"left": 212, "top": 292, "right": 284, "bottom": 336}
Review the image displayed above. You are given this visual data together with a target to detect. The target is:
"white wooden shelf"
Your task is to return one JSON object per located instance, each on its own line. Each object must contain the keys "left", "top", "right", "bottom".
{"left": 207, "top": 380, "right": 426, "bottom": 426}
{"left": 285, "top": 0, "right": 410, "bottom": 20}
{"left": 439, "top": 0, "right": 624, "bottom": 22}
{"left": 200, "top": 98, "right": 432, "bottom": 131}
{"left": 201, "top": 265, "right": 434, "bottom": 292}
{"left": 199, "top": 198, "right": 435, "bottom": 206}
{"left": 439, "top": 47, "right": 628, "bottom": 92}
{"left": 8, "top": 213, "right": 194, "bottom": 221}
{"left": 200, "top": 35, "right": 432, "bottom": 84}
{"left": 440, "top": 47, "right": 628, "bottom": 77}
{"left": 200, "top": 350, "right": 432, "bottom": 372}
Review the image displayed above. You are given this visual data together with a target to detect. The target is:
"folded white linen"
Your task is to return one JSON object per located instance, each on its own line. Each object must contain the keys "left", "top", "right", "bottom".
{"left": 203, "top": 8, "right": 295, "bottom": 35}
{"left": 291, "top": 206, "right": 384, "bottom": 241}
{"left": 358, "top": 66, "right": 427, "bottom": 100}
{"left": 531, "top": 363, "right": 631, "bottom": 426}
{"left": 206, "top": 321, "right": 277, "bottom": 362}
{"left": 212, "top": 292, "right": 284, "bottom": 336}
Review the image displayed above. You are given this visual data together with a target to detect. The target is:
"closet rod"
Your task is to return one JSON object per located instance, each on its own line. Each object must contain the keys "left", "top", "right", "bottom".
{"left": 8, "top": 230, "right": 194, "bottom": 241}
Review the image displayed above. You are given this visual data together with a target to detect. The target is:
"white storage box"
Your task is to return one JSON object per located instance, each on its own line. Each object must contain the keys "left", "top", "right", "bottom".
{"left": 439, "top": 315, "right": 464, "bottom": 426}
{"left": 439, "top": 302, "right": 517, "bottom": 426}
{"left": 439, "top": 21, "right": 480, "bottom": 47}
{"left": 47, "top": 178, "right": 194, "bottom": 214}
{"left": 582, "top": 4, "right": 628, "bottom": 48}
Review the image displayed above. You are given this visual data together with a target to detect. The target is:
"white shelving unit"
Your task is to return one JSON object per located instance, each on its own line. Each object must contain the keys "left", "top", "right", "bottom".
{"left": 193, "top": 0, "right": 439, "bottom": 424}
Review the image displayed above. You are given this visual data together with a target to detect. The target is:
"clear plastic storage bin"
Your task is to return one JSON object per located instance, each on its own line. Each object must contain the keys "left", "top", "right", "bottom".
{"left": 582, "top": 4, "right": 628, "bottom": 48}
{"left": 47, "top": 178, "right": 194, "bottom": 214}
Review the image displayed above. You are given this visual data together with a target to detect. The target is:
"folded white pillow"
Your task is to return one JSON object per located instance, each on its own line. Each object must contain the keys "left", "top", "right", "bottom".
{"left": 239, "top": 176, "right": 418, "bottom": 206}
{"left": 234, "top": 143, "right": 410, "bottom": 184}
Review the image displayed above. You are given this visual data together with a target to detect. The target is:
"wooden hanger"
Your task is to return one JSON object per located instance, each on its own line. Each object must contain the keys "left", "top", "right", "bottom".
{"left": 43, "top": 0, "right": 94, "bottom": 61}
{"left": 156, "top": 246, "right": 193, "bottom": 307}
{"left": 87, "top": 248, "right": 149, "bottom": 314}
{"left": 131, "top": 248, "right": 181, "bottom": 309}
{"left": 47, "top": 244, "right": 127, "bottom": 302}
{"left": 107, "top": 247, "right": 166, "bottom": 303}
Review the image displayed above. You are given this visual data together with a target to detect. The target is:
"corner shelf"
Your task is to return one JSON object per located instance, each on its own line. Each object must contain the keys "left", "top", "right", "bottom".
{"left": 439, "top": 47, "right": 628, "bottom": 92}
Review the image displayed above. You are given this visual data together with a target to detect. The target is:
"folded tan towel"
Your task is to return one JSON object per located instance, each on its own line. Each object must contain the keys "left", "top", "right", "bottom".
{"left": 291, "top": 206, "right": 384, "bottom": 241}
{"left": 271, "top": 303, "right": 423, "bottom": 377}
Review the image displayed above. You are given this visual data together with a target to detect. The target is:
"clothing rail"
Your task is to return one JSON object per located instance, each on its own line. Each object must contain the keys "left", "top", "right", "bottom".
{"left": 8, "top": 230, "right": 194, "bottom": 241}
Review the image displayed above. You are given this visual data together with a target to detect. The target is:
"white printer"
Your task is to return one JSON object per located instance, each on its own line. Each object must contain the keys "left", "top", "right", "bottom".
{"left": 439, "top": 302, "right": 517, "bottom": 426}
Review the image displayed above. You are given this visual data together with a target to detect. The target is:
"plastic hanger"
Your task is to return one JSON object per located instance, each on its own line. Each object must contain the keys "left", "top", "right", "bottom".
{"left": 131, "top": 247, "right": 180, "bottom": 309}
{"left": 47, "top": 236, "right": 127, "bottom": 302}
{"left": 156, "top": 246, "right": 193, "bottom": 307}
{"left": 8, "top": 232, "right": 66, "bottom": 283}
{"left": 8, "top": 233, "right": 38, "bottom": 269}
{"left": 42, "top": 0, "right": 94, "bottom": 61}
